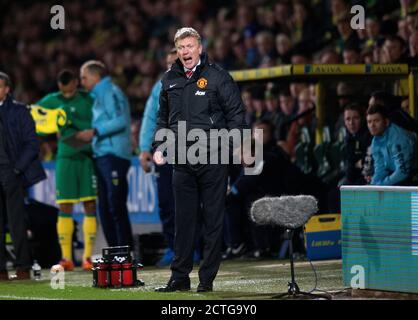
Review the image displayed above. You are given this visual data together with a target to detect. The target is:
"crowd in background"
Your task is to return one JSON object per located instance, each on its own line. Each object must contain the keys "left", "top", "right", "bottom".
{"left": 2, "top": 0, "right": 418, "bottom": 259}
{"left": 2, "top": 0, "right": 418, "bottom": 117}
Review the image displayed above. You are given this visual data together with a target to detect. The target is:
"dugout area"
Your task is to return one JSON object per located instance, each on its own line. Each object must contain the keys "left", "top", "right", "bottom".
{"left": 231, "top": 63, "right": 416, "bottom": 187}
{"left": 230, "top": 63, "right": 415, "bottom": 126}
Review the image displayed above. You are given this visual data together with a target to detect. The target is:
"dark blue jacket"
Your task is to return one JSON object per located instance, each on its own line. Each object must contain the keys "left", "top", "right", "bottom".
{"left": 1, "top": 95, "right": 46, "bottom": 188}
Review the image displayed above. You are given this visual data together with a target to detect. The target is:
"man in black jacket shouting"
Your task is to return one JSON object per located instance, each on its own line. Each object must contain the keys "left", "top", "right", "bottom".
{"left": 0, "top": 72, "right": 46, "bottom": 281}
{"left": 153, "top": 27, "right": 247, "bottom": 292}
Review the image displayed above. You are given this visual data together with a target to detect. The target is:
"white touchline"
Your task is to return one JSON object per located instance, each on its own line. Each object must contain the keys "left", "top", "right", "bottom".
{"left": 0, "top": 295, "right": 64, "bottom": 300}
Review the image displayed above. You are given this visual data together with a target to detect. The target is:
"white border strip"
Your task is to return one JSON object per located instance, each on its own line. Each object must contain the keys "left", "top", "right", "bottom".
{"left": 0, "top": 295, "right": 63, "bottom": 300}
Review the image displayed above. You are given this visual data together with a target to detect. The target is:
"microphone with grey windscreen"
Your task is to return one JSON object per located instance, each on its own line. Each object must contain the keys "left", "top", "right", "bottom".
{"left": 250, "top": 195, "right": 318, "bottom": 229}
{"left": 249, "top": 195, "right": 330, "bottom": 299}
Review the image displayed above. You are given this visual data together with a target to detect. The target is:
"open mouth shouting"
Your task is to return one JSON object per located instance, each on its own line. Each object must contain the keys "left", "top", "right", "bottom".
{"left": 182, "top": 56, "right": 194, "bottom": 68}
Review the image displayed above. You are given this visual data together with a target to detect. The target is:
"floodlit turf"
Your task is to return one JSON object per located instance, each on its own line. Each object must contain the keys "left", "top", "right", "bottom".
{"left": 0, "top": 259, "right": 345, "bottom": 300}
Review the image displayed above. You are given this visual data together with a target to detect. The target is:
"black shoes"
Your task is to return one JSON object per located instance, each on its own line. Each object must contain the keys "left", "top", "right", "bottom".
{"left": 197, "top": 283, "right": 213, "bottom": 292}
{"left": 155, "top": 278, "right": 214, "bottom": 292}
{"left": 155, "top": 278, "right": 191, "bottom": 292}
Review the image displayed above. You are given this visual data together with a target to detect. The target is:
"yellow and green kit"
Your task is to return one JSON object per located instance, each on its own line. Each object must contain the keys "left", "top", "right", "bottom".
{"left": 36, "top": 90, "right": 97, "bottom": 203}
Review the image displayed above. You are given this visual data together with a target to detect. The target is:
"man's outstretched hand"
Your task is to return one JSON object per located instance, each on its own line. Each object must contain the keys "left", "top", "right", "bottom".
{"left": 153, "top": 151, "right": 166, "bottom": 166}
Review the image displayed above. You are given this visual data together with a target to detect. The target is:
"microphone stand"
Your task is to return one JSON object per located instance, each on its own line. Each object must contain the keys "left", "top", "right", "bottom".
{"left": 273, "top": 229, "right": 331, "bottom": 300}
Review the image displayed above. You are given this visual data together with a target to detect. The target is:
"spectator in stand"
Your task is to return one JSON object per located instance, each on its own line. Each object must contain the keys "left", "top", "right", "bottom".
{"left": 330, "top": 0, "right": 351, "bottom": 27}
{"left": 382, "top": 35, "right": 408, "bottom": 63}
{"left": 241, "top": 86, "right": 254, "bottom": 128}
{"left": 243, "top": 30, "right": 259, "bottom": 68}
{"left": 255, "top": 31, "right": 277, "bottom": 67}
{"left": 238, "top": 4, "right": 260, "bottom": 68}
{"left": 398, "top": 17, "right": 411, "bottom": 42}
{"left": 264, "top": 84, "right": 281, "bottom": 128}
{"left": 275, "top": 33, "right": 293, "bottom": 64}
{"left": 230, "top": 33, "right": 248, "bottom": 69}
{"left": 365, "top": 17, "right": 383, "bottom": 49}
{"left": 361, "top": 46, "right": 374, "bottom": 64}
{"left": 408, "top": 30, "right": 418, "bottom": 66}
{"left": 341, "top": 103, "right": 372, "bottom": 185}
{"left": 333, "top": 82, "right": 356, "bottom": 138}
{"left": 335, "top": 14, "right": 361, "bottom": 55}
{"left": 406, "top": 12, "right": 418, "bottom": 35}
{"left": 276, "top": 86, "right": 298, "bottom": 142}
{"left": 290, "top": 48, "right": 311, "bottom": 64}
{"left": 356, "top": 24, "right": 368, "bottom": 51}
{"left": 278, "top": 88, "right": 315, "bottom": 161}
{"left": 247, "top": 85, "right": 267, "bottom": 128}
{"left": 213, "top": 36, "right": 237, "bottom": 70}
{"left": 257, "top": 6, "right": 277, "bottom": 35}
{"left": 343, "top": 45, "right": 362, "bottom": 64}
{"left": 290, "top": 1, "right": 317, "bottom": 53}
{"left": 216, "top": 8, "right": 236, "bottom": 38}
{"left": 290, "top": 82, "right": 309, "bottom": 101}
{"left": 319, "top": 47, "right": 341, "bottom": 64}
{"left": 401, "top": 0, "right": 418, "bottom": 18}
{"left": 274, "top": 1, "right": 291, "bottom": 35}
{"left": 373, "top": 38, "right": 386, "bottom": 63}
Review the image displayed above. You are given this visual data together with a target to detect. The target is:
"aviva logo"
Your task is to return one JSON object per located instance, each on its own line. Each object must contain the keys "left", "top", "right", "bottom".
{"left": 304, "top": 65, "right": 343, "bottom": 74}
{"left": 369, "top": 65, "right": 405, "bottom": 74}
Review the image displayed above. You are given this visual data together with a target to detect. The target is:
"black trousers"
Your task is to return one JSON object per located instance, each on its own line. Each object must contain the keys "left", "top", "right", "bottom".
{"left": 95, "top": 155, "right": 133, "bottom": 248}
{"left": 171, "top": 164, "right": 228, "bottom": 284}
{"left": 156, "top": 164, "right": 175, "bottom": 250}
{"left": 0, "top": 168, "right": 31, "bottom": 271}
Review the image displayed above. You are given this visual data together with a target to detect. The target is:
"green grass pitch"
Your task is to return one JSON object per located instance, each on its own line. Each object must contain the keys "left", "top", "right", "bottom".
{"left": 0, "top": 259, "right": 345, "bottom": 300}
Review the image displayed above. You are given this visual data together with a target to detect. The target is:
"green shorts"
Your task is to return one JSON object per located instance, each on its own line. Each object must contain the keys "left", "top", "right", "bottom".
{"left": 55, "top": 155, "right": 97, "bottom": 204}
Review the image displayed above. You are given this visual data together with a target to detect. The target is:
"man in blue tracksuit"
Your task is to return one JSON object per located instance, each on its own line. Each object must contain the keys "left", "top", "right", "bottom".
{"left": 139, "top": 49, "right": 177, "bottom": 267}
{"left": 78, "top": 61, "right": 133, "bottom": 247}
{"left": 366, "top": 104, "right": 418, "bottom": 186}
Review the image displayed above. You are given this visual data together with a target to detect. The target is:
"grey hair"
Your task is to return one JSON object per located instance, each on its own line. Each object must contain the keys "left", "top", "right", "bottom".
{"left": 81, "top": 60, "right": 108, "bottom": 78}
{"left": 0, "top": 71, "right": 12, "bottom": 88}
{"left": 174, "top": 27, "right": 201, "bottom": 44}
